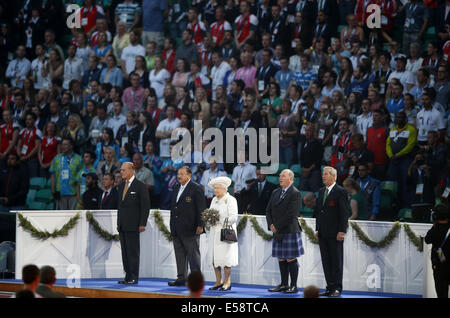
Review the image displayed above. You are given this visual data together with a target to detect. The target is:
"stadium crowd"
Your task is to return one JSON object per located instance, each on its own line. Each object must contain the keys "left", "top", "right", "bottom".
{"left": 0, "top": 0, "right": 449, "bottom": 221}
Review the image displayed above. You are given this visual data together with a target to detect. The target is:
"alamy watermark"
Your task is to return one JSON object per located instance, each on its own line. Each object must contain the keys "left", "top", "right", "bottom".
{"left": 366, "top": 264, "right": 381, "bottom": 289}
{"left": 66, "top": 264, "right": 81, "bottom": 288}
{"left": 366, "top": 5, "right": 382, "bottom": 29}
{"left": 66, "top": 5, "right": 82, "bottom": 29}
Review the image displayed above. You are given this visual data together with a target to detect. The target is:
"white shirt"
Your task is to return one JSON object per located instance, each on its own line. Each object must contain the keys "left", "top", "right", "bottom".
{"left": 416, "top": 107, "right": 446, "bottom": 142}
{"left": 356, "top": 112, "right": 373, "bottom": 139}
{"left": 31, "top": 57, "right": 46, "bottom": 90}
{"left": 232, "top": 162, "right": 257, "bottom": 193}
{"left": 149, "top": 68, "right": 171, "bottom": 100}
{"left": 75, "top": 46, "right": 93, "bottom": 72}
{"left": 63, "top": 57, "right": 84, "bottom": 89}
{"left": 6, "top": 58, "right": 31, "bottom": 89}
{"left": 211, "top": 61, "right": 231, "bottom": 99}
{"left": 177, "top": 179, "right": 191, "bottom": 202}
{"left": 388, "top": 70, "right": 415, "bottom": 93}
{"left": 321, "top": 85, "right": 343, "bottom": 98}
{"left": 200, "top": 168, "right": 227, "bottom": 198}
{"left": 108, "top": 113, "right": 126, "bottom": 138}
{"left": 326, "top": 182, "right": 336, "bottom": 194}
{"left": 156, "top": 117, "right": 181, "bottom": 158}
{"left": 121, "top": 44, "right": 145, "bottom": 75}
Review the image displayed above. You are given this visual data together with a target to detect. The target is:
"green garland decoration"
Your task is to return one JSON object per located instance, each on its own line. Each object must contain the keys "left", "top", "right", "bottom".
{"left": 403, "top": 223, "right": 424, "bottom": 252}
{"left": 350, "top": 221, "right": 401, "bottom": 248}
{"left": 248, "top": 215, "right": 273, "bottom": 241}
{"left": 237, "top": 214, "right": 249, "bottom": 235}
{"left": 299, "top": 217, "right": 319, "bottom": 244}
{"left": 18, "top": 213, "right": 80, "bottom": 240}
{"left": 86, "top": 211, "right": 120, "bottom": 242}
{"left": 153, "top": 210, "right": 173, "bottom": 242}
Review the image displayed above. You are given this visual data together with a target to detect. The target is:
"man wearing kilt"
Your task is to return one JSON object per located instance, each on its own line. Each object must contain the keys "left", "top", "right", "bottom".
{"left": 266, "top": 169, "right": 304, "bottom": 294}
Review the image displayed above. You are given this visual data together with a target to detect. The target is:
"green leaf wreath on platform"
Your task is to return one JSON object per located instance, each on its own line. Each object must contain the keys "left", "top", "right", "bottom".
{"left": 153, "top": 209, "right": 173, "bottom": 242}
{"left": 86, "top": 211, "right": 120, "bottom": 242}
{"left": 299, "top": 218, "right": 319, "bottom": 244}
{"left": 349, "top": 221, "right": 401, "bottom": 248}
{"left": 18, "top": 213, "right": 80, "bottom": 240}
{"left": 403, "top": 223, "right": 424, "bottom": 252}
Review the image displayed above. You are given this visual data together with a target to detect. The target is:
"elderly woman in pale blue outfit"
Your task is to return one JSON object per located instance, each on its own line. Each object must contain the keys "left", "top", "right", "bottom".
{"left": 206, "top": 176, "right": 238, "bottom": 291}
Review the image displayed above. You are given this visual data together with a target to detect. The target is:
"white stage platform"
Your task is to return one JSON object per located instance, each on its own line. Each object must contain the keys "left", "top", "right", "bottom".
{"left": 14, "top": 210, "right": 433, "bottom": 296}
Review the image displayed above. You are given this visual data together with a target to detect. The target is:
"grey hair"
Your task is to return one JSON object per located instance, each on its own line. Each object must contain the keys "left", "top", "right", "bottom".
{"left": 304, "top": 192, "right": 316, "bottom": 201}
{"left": 323, "top": 166, "right": 337, "bottom": 178}
{"left": 281, "top": 169, "right": 295, "bottom": 180}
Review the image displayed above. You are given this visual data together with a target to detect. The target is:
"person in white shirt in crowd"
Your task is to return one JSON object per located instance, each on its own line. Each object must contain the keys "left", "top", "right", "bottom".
{"left": 231, "top": 151, "right": 257, "bottom": 195}
{"left": 63, "top": 44, "right": 84, "bottom": 90}
{"left": 387, "top": 55, "right": 415, "bottom": 93}
{"left": 211, "top": 49, "right": 231, "bottom": 100}
{"left": 155, "top": 104, "right": 181, "bottom": 159}
{"left": 121, "top": 29, "right": 145, "bottom": 80}
{"left": 75, "top": 32, "right": 93, "bottom": 73}
{"left": 6, "top": 45, "right": 31, "bottom": 89}
{"left": 416, "top": 88, "right": 447, "bottom": 146}
{"left": 149, "top": 56, "right": 171, "bottom": 100}
{"left": 321, "top": 70, "right": 343, "bottom": 98}
{"left": 31, "top": 44, "right": 47, "bottom": 91}
{"left": 355, "top": 99, "right": 373, "bottom": 141}
{"left": 405, "top": 42, "right": 424, "bottom": 78}
{"left": 133, "top": 152, "right": 154, "bottom": 193}
{"left": 109, "top": 101, "right": 127, "bottom": 138}
{"left": 200, "top": 156, "right": 227, "bottom": 203}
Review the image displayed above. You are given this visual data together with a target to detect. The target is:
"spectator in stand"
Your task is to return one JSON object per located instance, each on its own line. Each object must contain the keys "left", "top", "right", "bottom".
{"left": 210, "top": 6, "right": 232, "bottom": 48}
{"left": 348, "top": 133, "right": 375, "bottom": 177}
{"left": 434, "top": 65, "right": 450, "bottom": 108}
{"left": 0, "top": 109, "right": 20, "bottom": 161}
{"left": 408, "top": 151, "right": 436, "bottom": 206}
{"left": 112, "top": 21, "right": 130, "bottom": 63}
{"left": 60, "top": 114, "right": 86, "bottom": 155}
{"left": 231, "top": 151, "right": 257, "bottom": 205}
{"left": 423, "top": 130, "right": 447, "bottom": 186}
{"left": 406, "top": 42, "right": 424, "bottom": 76}
{"left": 386, "top": 82, "right": 405, "bottom": 121}
{"left": 88, "top": 103, "right": 109, "bottom": 147}
{"left": 356, "top": 163, "right": 381, "bottom": 221}
{"left": 122, "top": 72, "right": 145, "bottom": 112}
{"left": 115, "top": 0, "right": 141, "bottom": 31}
{"left": 239, "top": 166, "right": 277, "bottom": 215}
{"left": 366, "top": 109, "right": 389, "bottom": 180}
{"left": 168, "top": 0, "right": 189, "bottom": 39}
{"left": 416, "top": 88, "right": 447, "bottom": 146}
{"left": 76, "top": 150, "right": 97, "bottom": 208}
{"left": 388, "top": 55, "right": 415, "bottom": 93}
{"left": 293, "top": 54, "right": 317, "bottom": 93}
{"left": 211, "top": 50, "right": 231, "bottom": 100}
{"left": 340, "top": 14, "right": 364, "bottom": 51}
{"left": 143, "top": 140, "right": 163, "bottom": 208}
{"left": 133, "top": 152, "right": 154, "bottom": 193}
{"left": 343, "top": 177, "right": 367, "bottom": 220}
{"left": 355, "top": 99, "right": 373, "bottom": 139}
{"left": 17, "top": 112, "right": 42, "bottom": 178}
{"left": 36, "top": 265, "right": 65, "bottom": 298}
{"left": 386, "top": 111, "right": 417, "bottom": 208}
{"left": 0, "top": 153, "right": 29, "bottom": 212}
{"left": 401, "top": 0, "right": 429, "bottom": 55}
{"left": 156, "top": 105, "right": 181, "bottom": 159}
{"left": 38, "top": 122, "right": 60, "bottom": 178}
{"left": 100, "top": 55, "right": 124, "bottom": 88}
{"left": 116, "top": 110, "right": 140, "bottom": 150}
{"left": 331, "top": 117, "right": 353, "bottom": 182}
{"left": 82, "top": 172, "right": 103, "bottom": 209}
{"left": 80, "top": 0, "right": 105, "bottom": 36}
{"left": 347, "top": 65, "right": 370, "bottom": 99}
{"left": 6, "top": 45, "right": 31, "bottom": 89}
{"left": 97, "top": 145, "right": 120, "bottom": 182}
{"left": 63, "top": 44, "right": 84, "bottom": 90}
{"left": 409, "top": 68, "right": 431, "bottom": 106}
{"left": 149, "top": 56, "right": 171, "bottom": 101}
{"left": 234, "top": 1, "right": 258, "bottom": 51}
{"left": 299, "top": 123, "right": 324, "bottom": 192}
{"left": 277, "top": 99, "right": 297, "bottom": 167}
{"left": 121, "top": 29, "right": 145, "bottom": 81}
{"left": 99, "top": 172, "right": 119, "bottom": 209}
{"left": 235, "top": 51, "right": 257, "bottom": 89}
{"left": 187, "top": 7, "right": 206, "bottom": 47}
{"left": 142, "top": 0, "right": 168, "bottom": 51}
{"left": 81, "top": 56, "right": 101, "bottom": 90}
{"left": 50, "top": 137, "right": 83, "bottom": 210}
{"left": 161, "top": 38, "right": 176, "bottom": 75}
{"left": 321, "top": 70, "right": 343, "bottom": 98}
{"left": 175, "top": 29, "right": 200, "bottom": 66}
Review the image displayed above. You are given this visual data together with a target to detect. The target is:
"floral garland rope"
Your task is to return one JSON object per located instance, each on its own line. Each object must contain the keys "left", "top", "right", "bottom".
{"left": 153, "top": 212, "right": 424, "bottom": 251}
{"left": 86, "top": 211, "right": 120, "bottom": 242}
{"left": 18, "top": 212, "right": 80, "bottom": 240}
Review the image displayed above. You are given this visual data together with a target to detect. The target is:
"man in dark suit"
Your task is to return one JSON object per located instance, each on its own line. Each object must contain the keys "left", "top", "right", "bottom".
{"left": 210, "top": 102, "right": 235, "bottom": 173}
{"left": 240, "top": 166, "right": 277, "bottom": 215}
{"left": 82, "top": 172, "right": 103, "bottom": 210}
{"left": 117, "top": 162, "right": 151, "bottom": 284}
{"left": 169, "top": 166, "right": 206, "bottom": 286}
{"left": 314, "top": 166, "right": 349, "bottom": 297}
{"left": 266, "top": 169, "right": 304, "bottom": 294}
{"left": 99, "top": 172, "right": 119, "bottom": 209}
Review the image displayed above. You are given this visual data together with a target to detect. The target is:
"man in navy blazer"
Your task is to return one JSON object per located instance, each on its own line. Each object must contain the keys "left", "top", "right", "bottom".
{"left": 117, "top": 162, "right": 150, "bottom": 284}
{"left": 99, "top": 173, "right": 119, "bottom": 210}
{"left": 315, "top": 166, "right": 349, "bottom": 297}
{"left": 169, "top": 166, "right": 206, "bottom": 286}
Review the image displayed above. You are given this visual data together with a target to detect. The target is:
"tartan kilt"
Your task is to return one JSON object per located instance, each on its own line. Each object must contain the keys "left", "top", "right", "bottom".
{"left": 272, "top": 233, "right": 304, "bottom": 258}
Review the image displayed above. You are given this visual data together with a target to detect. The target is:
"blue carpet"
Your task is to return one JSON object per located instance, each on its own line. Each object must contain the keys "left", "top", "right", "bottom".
{"left": 0, "top": 278, "right": 421, "bottom": 298}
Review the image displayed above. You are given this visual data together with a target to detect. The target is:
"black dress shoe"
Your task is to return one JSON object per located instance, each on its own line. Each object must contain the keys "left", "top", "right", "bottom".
{"left": 118, "top": 280, "right": 127, "bottom": 284}
{"left": 328, "top": 290, "right": 341, "bottom": 297}
{"left": 209, "top": 284, "right": 223, "bottom": 290}
{"left": 283, "top": 286, "right": 298, "bottom": 294}
{"left": 168, "top": 279, "right": 186, "bottom": 286}
{"left": 124, "top": 279, "right": 138, "bottom": 284}
{"left": 268, "top": 285, "right": 289, "bottom": 292}
{"left": 219, "top": 285, "right": 231, "bottom": 291}
{"left": 319, "top": 290, "right": 331, "bottom": 297}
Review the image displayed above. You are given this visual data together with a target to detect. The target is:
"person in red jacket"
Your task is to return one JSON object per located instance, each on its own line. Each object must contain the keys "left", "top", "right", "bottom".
{"left": 17, "top": 112, "right": 43, "bottom": 178}
{"left": 161, "top": 38, "right": 176, "bottom": 75}
{"left": 0, "top": 109, "right": 19, "bottom": 161}
{"left": 366, "top": 109, "right": 389, "bottom": 180}
{"left": 331, "top": 117, "right": 354, "bottom": 183}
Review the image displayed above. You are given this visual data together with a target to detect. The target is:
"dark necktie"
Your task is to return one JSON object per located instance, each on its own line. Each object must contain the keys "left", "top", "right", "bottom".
{"left": 323, "top": 188, "right": 329, "bottom": 205}
{"left": 280, "top": 189, "right": 286, "bottom": 199}
{"left": 102, "top": 191, "right": 108, "bottom": 207}
{"left": 258, "top": 183, "right": 263, "bottom": 196}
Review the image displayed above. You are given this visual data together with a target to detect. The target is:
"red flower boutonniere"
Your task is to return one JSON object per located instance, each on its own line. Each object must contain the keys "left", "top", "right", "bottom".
{"left": 328, "top": 200, "right": 335, "bottom": 207}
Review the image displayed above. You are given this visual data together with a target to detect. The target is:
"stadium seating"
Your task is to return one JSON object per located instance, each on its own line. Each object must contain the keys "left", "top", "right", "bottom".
{"left": 26, "top": 177, "right": 54, "bottom": 210}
